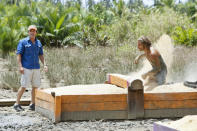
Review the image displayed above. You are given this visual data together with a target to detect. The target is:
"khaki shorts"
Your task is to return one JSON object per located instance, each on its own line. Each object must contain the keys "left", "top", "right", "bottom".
{"left": 21, "top": 68, "right": 41, "bottom": 88}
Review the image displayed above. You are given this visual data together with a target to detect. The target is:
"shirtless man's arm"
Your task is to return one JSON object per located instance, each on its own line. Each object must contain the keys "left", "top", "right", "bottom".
{"left": 134, "top": 53, "right": 146, "bottom": 64}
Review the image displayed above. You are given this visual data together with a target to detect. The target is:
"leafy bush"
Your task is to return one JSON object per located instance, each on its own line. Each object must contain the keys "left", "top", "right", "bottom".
{"left": 108, "top": 7, "right": 191, "bottom": 47}
{"left": 0, "top": 26, "right": 20, "bottom": 57}
{"left": 172, "top": 26, "right": 197, "bottom": 46}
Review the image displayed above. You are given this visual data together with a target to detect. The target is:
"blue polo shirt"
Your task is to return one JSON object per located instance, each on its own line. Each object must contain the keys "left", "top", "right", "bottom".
{"left": 16, "top": 37, "right": 43, "bottom": 69}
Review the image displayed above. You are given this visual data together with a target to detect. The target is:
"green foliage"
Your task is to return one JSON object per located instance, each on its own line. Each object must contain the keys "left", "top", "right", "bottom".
{"left": 0, "top": 26, "right": 21, "bottom": 57}
{"left": 161, "top": 0, "right": 175, "bottom": 7}
{"left": 176, "top": 1, "right": 197, "bottom": 17}
{"left": 0, "top": 0, "right": 197, "bottom": 56}
{"left": 172, "top": 26, "right": 197, "bottom": 46}
{"left": 108, "top": 7, "right": 191, "bottom": 47}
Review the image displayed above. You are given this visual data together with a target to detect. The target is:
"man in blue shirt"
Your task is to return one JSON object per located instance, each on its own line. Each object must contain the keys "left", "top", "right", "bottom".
{"left": 14, "top": 25, "right": 48, "bottom": 111}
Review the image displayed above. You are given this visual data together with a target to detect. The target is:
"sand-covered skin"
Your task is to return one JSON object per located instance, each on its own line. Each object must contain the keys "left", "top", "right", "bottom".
{"left": 156, "top": 115, "right": 197, "bottom": 131}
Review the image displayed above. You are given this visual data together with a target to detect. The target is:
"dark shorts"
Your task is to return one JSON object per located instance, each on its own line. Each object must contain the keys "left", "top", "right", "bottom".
{"left": 155, "top": 68, "right": 167, "bottom": 85}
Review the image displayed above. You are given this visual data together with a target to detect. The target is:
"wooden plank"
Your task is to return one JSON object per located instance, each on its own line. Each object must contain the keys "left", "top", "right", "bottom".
{"left": 35, "top": 106, "right": 55, "bottom": 122}
{"left": 0, "top": 98, "right": 30, "bottom": 106}
{"left": 127, "top": 79, "right": 144, "bottom": 119}
{"left": 144, "top": 92, "right": 197, "bottom": 101}
{"left": 54, "top": 96, "right": 61, "bottom": 123}
{"left": 61, "top": 94, "right": 127, "bottom": 104}
{"left": 108, "top": 74, "right": 129, "bottom": 88}
{"left": 62, "top": 101, "right": 127, "bottom": 112}
{"left": 35, "top": 89, "right": 55, "bottom": 103}
{"left": 144, "top": 100, "right": 197, "bottom": 109}
{"left": 145, "top": 108, "right": 197, "bottom": 118}
{"left": 35, "top": 98, "right": 54, "bottom": 111}
{"left": 61, "top": 110, "right": 127, "bottom": 121}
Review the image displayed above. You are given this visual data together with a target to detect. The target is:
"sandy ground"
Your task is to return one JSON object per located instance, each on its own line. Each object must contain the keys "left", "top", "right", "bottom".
{"left": 0, "top": 106, "right": 169, "bottom": 131}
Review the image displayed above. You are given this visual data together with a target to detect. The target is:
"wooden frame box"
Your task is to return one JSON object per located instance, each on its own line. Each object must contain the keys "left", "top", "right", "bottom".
{"left": 35, "top": 78, "right": 197, "bottom": 123}
{"left": 35, "top": 84, "right": 128, "bottom": 122}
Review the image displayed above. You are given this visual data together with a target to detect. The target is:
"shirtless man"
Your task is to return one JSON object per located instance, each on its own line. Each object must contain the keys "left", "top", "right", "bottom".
{"left": 134, "top": 36, "right": 167, "bottom": 86}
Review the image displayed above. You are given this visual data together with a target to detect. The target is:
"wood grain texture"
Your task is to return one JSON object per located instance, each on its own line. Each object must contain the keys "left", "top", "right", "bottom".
{"left": 127, "top": 81, "right": 144, "bottom": 119}
{"left": 54, "top": 96, "right": 61, "bottom": 123}
{"left": 35, "top": 98, "right": 54, "bottom": 111}
{"left": 35, "top": 106, "right": 55, "bottom": 122}
{"left": 144, "top": 99, "right": 197, "bottom": 109}
{"left": 62, "top": 101, "right": 127, "bottom": 112}
{"left": 0, "top": 98, "right": 30, "bottom": 106}
{"left": 35, "top": 89, "right": 55, "bottom": 103}
{"left": 144, "top": 92, "right": 197, "bottom": 101}
{"left": 61, "top": 94, "right": 127, "bottom": 104}
{"left": 108, "top": 74, "right": 129, "bottom": 88}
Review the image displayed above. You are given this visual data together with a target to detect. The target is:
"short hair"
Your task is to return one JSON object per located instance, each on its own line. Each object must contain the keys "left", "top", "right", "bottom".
{"left": 138, "top": 36, "right": 151, "bottom": 47}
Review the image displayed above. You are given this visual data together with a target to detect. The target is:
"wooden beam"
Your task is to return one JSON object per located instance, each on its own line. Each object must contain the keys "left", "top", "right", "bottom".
{"left": 144, "top": 92, "right": 197, "bottom": 101}
{"left": 0, "top": 98, "right": 30, "bottom": 106}
{"left": 127, "top": 79, "right": 144, "bottom": 119}
{"left": 35, "top": 98, "right": 54, "bottom": 111}
{"left": 54, "top": 95, "right": 61, "bottom": 123}
{"left": 35, "top": 89, "right": 55, "bottom": 103}
{"left": 144, "top": 100, "right": 197, "bottom": 109}
{"left": 62, "top": 101, "right": 127, "bottom": 112}
{"left": 61, "top": 94, "right": 127, "bottom": 104}
{"left": 107, "top": 74, "right": 129, "bottom": 88}
{"left": 35, "top": 106, "right": 55, "bottom": 121}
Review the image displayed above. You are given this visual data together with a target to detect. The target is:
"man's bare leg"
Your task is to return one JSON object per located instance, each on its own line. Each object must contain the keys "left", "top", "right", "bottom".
{"left": 16, "top": 87, "right": 26, "bottom": 104}
{"left": 143, "top": 75, "right": 156, "bottom": 85}
{"left": 13, "top": 87, "right": 26, "bottom": 111}
{"left": 29, "top": 87, "right": 38, "bottom": 111}
{"left": 31, "top": 87, "right": 38, "bottom": 104}
{"left": 143, "top": 76, "right": 158, "bottom": 91}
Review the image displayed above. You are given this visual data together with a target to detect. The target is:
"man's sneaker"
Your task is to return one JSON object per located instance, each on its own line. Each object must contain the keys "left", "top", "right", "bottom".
{"left": 13, "top": 104, "right": 24, "bottom": 111}
{"left": 29, "top": 104, "right": 35, "bottom": 111}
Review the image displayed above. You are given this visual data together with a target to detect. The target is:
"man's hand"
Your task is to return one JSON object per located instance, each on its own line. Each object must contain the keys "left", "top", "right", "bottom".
{"left": 142, "top": 72, "right": 155, "bottom": 80}
{"left": 19, "top": 67, "right": 24, "bottom": 74}
{"left": 141, "top": 73, "right": 147, "bottom": 79}
{"left": 134, "top": 57, "right": 139, "bottom": 64}
{"left": 44, "top": 65, "right": 48, "bottom": 72}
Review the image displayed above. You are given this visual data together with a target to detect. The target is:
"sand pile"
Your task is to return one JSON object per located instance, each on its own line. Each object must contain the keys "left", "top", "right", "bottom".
{"left": 145, "top": 82, "right": 197, "bottom": 93}
{"left": 156, "top": 115, "right": 197, "bottom": 131}
{"left": 43, "top": 84, "right": 127, "bottom": 95}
